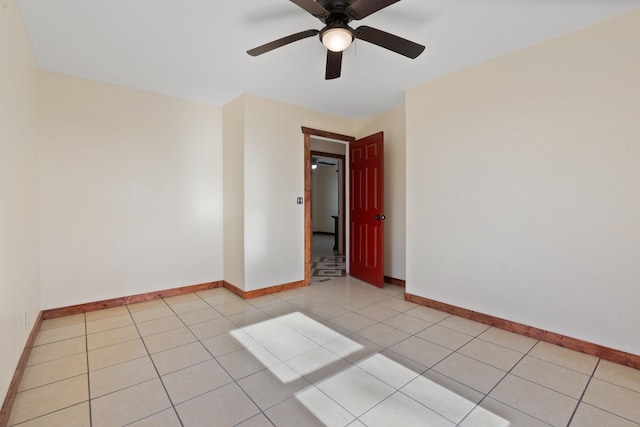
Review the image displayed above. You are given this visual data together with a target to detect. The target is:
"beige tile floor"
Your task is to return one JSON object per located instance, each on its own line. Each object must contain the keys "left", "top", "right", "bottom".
{"left": 9, "top": 276, "right": 640, "bottom": 427}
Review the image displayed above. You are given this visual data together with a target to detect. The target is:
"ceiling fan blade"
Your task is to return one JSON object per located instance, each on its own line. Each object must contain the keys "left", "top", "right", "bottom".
{"left": 348, "top": 0, "right": 401, "bottom": 20}
{"left": 289, "top": 0, "right": 330, "bottom": 19}
{"left": 325, "top": 50, "right": 343, "bottom": 80}
{"left": 247, "top": 29, "right": 320, "bottom": 56}
{"left": 355, "top": 26, "right": 425, "bottom": 59}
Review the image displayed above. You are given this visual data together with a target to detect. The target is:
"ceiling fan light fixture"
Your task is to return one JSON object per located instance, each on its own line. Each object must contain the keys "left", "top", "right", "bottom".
{"left": 322, "top": 27, "right": 353, "bottom": 52}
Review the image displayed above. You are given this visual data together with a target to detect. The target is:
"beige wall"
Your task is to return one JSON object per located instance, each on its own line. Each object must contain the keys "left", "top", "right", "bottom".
{"left": 38, "top": 72, "right": 224, "bottom": 309}
{"left": 222, "top": 95, "right": 246, "bottom": 288}
{"left": 242, "top": 94, "right": 353, "bottom": 291}
{"left": 406, "top": 10, "right": 640, "bottom": 355}
{"left": 355, "top": 107, "right": 407, "bottom": 280}
{"left": 0, "top": 0, "right": 41, "bottom": 400}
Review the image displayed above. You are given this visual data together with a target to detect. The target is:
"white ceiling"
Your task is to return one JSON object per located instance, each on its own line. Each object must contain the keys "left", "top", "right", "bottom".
{"left": 17, "top": 0, "right": 640, "bottom": 119}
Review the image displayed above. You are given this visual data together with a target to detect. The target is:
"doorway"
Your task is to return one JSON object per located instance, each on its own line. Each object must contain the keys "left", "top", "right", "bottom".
{"left": 302, "top": 127, "right": 354, "bottom": 285}
{"left": 311, "top": 151, "right": 345, "bottom": 256}
{"left": 311, "top": 150, "right": 346, "bottom": 283}
{"left": 302, "top": 127, "right": 386, "bottom": 288}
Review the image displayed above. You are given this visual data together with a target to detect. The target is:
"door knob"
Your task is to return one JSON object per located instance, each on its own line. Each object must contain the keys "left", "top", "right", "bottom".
{"left": 375, "top": 215, "right": 386, "bottom": 221}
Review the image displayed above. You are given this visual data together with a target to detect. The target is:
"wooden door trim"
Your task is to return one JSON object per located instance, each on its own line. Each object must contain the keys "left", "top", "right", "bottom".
{"left": 310, "top": 151, "right": 345, "bottom": 160}
{"left": 302, "top": 127, "right": 354, "bottom": 285}
{"left": 302, "top": 127, "right": 355, "bottom": 143}
{"left": 311, "top": 150, "right": 346, "bottom": 255}
{"left": 304, "top": 133, "right": 312, "bottom": 285}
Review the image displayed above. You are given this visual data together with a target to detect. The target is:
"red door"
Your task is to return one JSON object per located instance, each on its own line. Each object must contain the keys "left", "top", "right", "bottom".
{"left": 349, "top": 132, "right": 384, "bottom": 287}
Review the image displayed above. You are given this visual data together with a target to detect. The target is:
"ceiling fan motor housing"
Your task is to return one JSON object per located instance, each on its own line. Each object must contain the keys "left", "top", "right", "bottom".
{"left": 316, "top": 0, "right": 359, "bottom": 22}
{"left": 318, "top": 0, "right": 356, "bottom": 43}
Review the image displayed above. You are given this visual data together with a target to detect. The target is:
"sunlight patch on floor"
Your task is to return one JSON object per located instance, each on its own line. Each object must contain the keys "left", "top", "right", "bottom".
{"left": 230, "top": 312, "right": 362, "bottom": 383}
{"left": 230, "top": 312, "right": 510, "bottom": 425}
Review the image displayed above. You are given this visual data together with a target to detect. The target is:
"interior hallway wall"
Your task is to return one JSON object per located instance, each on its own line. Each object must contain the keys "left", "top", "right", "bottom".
{"left": 406, "top": 10, "right": 640, "bottom": 355}
{"left": 241, "top": 94, "right": 353, "bottom": 291}
{"left": 312, "top": 165, "right": 339, "bottom": 234}
{"left": 311, "top": 139, "right": 346, "bottom": 253}
{"left": 38, "top": 72, "right": 224, "bottom": 309}
{"left": 0, "top": 0, "right": 42, "bottom": 400}
{"left": 310, "top": 139, "right": 347, "bottom": 156}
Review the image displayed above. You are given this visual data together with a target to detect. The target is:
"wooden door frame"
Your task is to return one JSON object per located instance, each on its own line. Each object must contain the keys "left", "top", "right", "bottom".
{"left": 311, "top": 150, "right": 346, "bottom": 256}
{"left": 302, "top": 127, "right": 355, "bottom": 285}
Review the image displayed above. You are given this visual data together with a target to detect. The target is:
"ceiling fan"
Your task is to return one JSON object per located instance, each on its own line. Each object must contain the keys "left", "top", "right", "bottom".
{"left": 247, "top": 0, "right": 425, "bottom": 79}
{"left": 312, "top": 156, "right": 337, "bottom": 169}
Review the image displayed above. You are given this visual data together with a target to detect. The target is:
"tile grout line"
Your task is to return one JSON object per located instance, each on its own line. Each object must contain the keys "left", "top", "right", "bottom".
{"left": 125, "top": 302, "right": 185, "bottom": 427}
{"left": 324, "top": 347, "right": 403, "bottom": 421}
{"left": 523, "top": 352, "right": 599, "bottom": 377}
{"left": 290, "top": 287, "right": 435, "bottom": 424}
{"left": 20, "top": 288, "right": 528, "bottom": 424}
{"left": 216, "top": 298, "right": 324, "bottom": 420}
{"left": 566, "top": 358, "right": 601, "bottom": 426}
{"left": 363, "top": 309, "right": 486, "bottom": 387}
{"left": 454, "top": 338, "right": 542, "bottom": 426}
{"left": 242, "top": 286, "right": 405, "bottom": 424}
{"left": 505, "top": 364, "right": 594, "bottom": 401}
{"left": 48, "top": 290, "right": 432, "bottom": 426}
{"left": 314, "top": 283, "right": 461, "bottom": 424}
{"left": 166, "top": 292, "right": 268, "bottom": 426}
{"left": 472, "top": 339, "right": 600, "bottom": 425}
{"left": 84, "top": 290, "right": 500, "bottom": 426}
{"left": 573, "top": 403, "right": 640, "bottom": 426}
{"left": 387, "top": 360, "right": 458, "bottom": 424}
{"left": 83, "top": 313, "right": 94, "bottom": 427}
{"left": 394, "top": 320, "right": 470, "bottom": 422}
{"left": 8, "top": 320, "right": 89, "bottom": 426}
{"left": 20, "top": 284, "right": 640, "bottom": 426}
{"left": 400, "top": 314, "right": 605, "bottom": 416}
{"left": 213, "top": 295, "right": 309, "bottom": 425}
{"left": 289, "top": 321, "right": 389, "bottom": 424}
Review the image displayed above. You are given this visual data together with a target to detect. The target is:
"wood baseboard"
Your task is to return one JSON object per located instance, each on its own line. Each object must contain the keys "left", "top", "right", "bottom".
{"left": 405, "top": 293, "right": 640, "bottom": 370}
{"left": 4, "top": 281, "right": 222, "bottom": 424}
{"left": 384, "top": 276, "right": 406, "bottom": 287}
{"left": 39, "top": 277, "right": 307, "bottom": 320}
{"left": 223, "top": 280, "right": 308, "bottom": 299}
{"left": 42, "top": 281, "right": 223, "bottom": 320}
{"left": 0, "top": 312, "right": 43, "bottom": 427}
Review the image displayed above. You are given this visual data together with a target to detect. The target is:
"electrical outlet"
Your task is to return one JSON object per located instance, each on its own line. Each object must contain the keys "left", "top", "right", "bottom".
{"left": 297, "top": 197, "right": 304, "bottom": 205}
